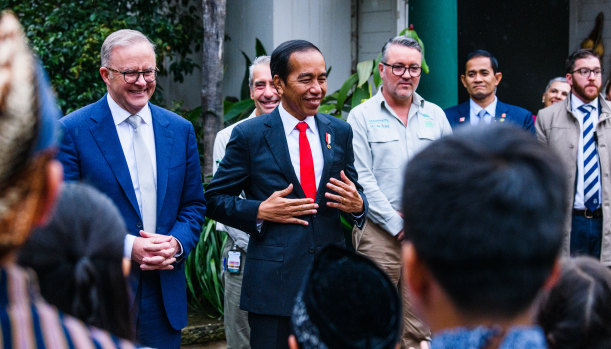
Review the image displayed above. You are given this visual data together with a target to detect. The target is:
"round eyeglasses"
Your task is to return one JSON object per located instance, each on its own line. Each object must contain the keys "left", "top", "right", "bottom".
{"left": 381, "top": 62, "right": 422, "bottom": 77}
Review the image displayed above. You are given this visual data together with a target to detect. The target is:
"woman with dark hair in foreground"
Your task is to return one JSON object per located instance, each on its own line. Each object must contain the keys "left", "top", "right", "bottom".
{"left": 18, "top": 182, "right": 134, "bottom": 341}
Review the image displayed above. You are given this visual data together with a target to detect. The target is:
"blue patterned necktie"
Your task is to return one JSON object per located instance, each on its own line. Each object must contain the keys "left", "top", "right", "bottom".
{"left": 579, "top": 104, "right": 600, "bottom": 211}
{"left": 477, "top": 108, "right": 488, "bottom": 124}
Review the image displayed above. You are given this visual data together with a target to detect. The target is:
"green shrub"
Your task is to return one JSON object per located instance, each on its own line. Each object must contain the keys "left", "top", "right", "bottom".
{"left": 3, "top": 0, "right": 202, "bottom": 113}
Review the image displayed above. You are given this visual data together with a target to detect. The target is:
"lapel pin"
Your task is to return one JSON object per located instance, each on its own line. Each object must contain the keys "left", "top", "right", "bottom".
{"left": 326, "top": 132, "right": 331, "bottom": 149}
{"left": 501, "top": 113, "right": 506, "bottom": 118}
{"left": 459, "top": 117, "right": 465, "bottom": 123}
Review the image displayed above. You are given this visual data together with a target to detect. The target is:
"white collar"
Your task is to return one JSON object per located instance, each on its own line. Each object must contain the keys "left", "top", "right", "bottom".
{"left": 278, "top": 103, "right": 317, "bottom": 137}
{"left": 570, "top": 93, "right": 598, "bottom": 113}
{"left": 107, "top": 94, "right": 153, "bottom": 126}
{"left": 470, "top": 96, "right": 497, "bottom": 117}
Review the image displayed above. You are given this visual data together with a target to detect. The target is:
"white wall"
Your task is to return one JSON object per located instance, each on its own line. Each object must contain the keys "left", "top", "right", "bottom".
{"left": 223, "top": 0, "right": 274, "bottom": 100}
{"left": 570, "top": 0, "right": 611, "bottom": 76}
{"left": 222, "top": 0, "right": 352, "bottom": 99}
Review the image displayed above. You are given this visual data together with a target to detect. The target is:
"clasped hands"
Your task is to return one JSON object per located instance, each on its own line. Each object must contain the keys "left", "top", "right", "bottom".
{"left": 257, "top": 170, "right": 363, "bottom": 225}
{"left": 131, "top": 231, "right": 179, "bottom": 270}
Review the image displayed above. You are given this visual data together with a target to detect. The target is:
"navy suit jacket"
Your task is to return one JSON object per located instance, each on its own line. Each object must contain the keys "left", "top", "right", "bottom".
{"left": 444, "top": 100, "right": 535, "bottom": 133}
{"left": 57, "top": 95, "right": 206, "bottom": 330}
{"left": 204, "top": 108, "right": 367, "bottom": 316}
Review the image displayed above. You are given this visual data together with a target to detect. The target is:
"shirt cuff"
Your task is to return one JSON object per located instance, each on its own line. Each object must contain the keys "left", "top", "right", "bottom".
{"left": 386, "top": 214, "right": 404, "bottom": 237}
{"left": 124, "top": 234, "right": 136, "bottom": 259}
{"left": 173, "top": 236, "right": 184, "bottom": 257}
{"left": 256, "top": 219, "right": 264, "bottom": 232}
{"left": 351, "top": 210, "right": 366, "bottom": 220}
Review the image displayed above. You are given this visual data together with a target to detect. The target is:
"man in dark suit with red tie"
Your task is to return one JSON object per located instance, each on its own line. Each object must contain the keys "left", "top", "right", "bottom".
{"left": 204, "top": 40, "right": 367, "bottom": 349}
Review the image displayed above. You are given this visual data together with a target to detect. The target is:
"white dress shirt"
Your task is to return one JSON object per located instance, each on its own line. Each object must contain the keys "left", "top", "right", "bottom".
{"left": 469, "top": 97, "right": 497, "bottom": 126}
{"left": 107, "top": 95, "right": 157, "bottom": 258}
{"left": 571, "top": 93, "right": 601, "bottom": 209}
{"left": 278, "top": 103, "right": 324, "bottom": 189}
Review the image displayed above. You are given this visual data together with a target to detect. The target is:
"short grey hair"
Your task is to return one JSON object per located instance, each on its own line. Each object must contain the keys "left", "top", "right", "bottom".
{"left": 381, "top": 36, "right": 422, "bottom": 62}
{"left": 248, "top": 55, "right": 271, "bottom": 88}
{"left": 100, "top": 29, "right": 155, "bottom": 67}
{"left": 544, "top": 77, "right": 568, "bottom": 93}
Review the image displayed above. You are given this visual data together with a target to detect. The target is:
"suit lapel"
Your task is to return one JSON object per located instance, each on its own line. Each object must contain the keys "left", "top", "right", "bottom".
{"left": 151, "top": 105, "right": 173, "bottom": 218}
{"left": 495, "top": 101, "right": 509, "bottom": 123}
{"left": 263, "top": 109, "right": 305, "bottom": 197}
{"left": 458, "top": 102, "right": 470, "bottom": 125}
{"left": 89, "top": 97, "right": 140, "bottom": 216}
{"left": 315, "top": 113, "right": 334, "bottom": 203}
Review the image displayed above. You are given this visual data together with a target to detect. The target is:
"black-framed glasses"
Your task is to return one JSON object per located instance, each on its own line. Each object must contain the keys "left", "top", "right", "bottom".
{"left": 106, "top": 67, "right": 158, "bottom": 84}
{"left": 571, "top": 67, "right": 604, "bottom": 78}
{"left": 381, "top": 62, "right": 422, "bottom": 77}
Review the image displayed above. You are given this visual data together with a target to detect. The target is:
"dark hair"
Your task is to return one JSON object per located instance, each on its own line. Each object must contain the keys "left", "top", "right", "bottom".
{"left": 18, "top": 182, "right": 134, "bottom": 340}
{"left": 537, "top": 257, "right": 611, "bottom": 349}
{"left": 292, "top": 246, "right": 401, "bottom": 349}
{"left": 270, "top": 40, "right": 321, "bottom": 83}
{"left": 465, "top": 49, "right": 499, "bottom": 73}
{"left": 402, "top": 124, "right": 566, "bottom": 318}
{"left": 565, "top": 49, "right": 601, "bottom": 74}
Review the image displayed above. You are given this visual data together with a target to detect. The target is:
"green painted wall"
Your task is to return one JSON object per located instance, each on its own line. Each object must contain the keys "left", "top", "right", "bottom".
{"left": 409, "top": 0, "right": 458, "bottom": 109}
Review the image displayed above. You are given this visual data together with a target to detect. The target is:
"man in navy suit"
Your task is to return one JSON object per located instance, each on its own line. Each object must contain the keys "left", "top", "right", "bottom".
{"left": 205, "top": 40, "right": 367, "bottom": 349}
{"left": 444, "top": 49, "right": 534, "bottom": 133}
{"left": 57, "top": 29, "right": 206, "bottom": 348}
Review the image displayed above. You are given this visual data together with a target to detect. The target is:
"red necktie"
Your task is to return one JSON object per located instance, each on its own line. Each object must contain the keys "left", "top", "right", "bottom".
{"left": 296, "top": 122, "right": 316, "bottom": 199}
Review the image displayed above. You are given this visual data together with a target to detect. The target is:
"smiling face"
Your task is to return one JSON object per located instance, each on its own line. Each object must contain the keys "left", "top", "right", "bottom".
{"left": 274, "top": 49, "right": 327, "bottom": 120}
{"left": 567, "top": 56, "right": 602, "bottom": 103}
{"left": 379, "top": 44, "right": 422, "bottom": 104}
{"left": 461, "top": 56, "right": 502, "bottom": 104}
{"left": 100, "top": 41, "right": 156, "bottom": 115}
{"left": 250, "top": 63, "right": 280, "bottom": 115}
{"left": 542, "top": 81, "right": 570, "bottom": 107}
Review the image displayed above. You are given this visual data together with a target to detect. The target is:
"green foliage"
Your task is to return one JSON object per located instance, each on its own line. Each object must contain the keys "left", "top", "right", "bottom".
{"left": 320, "top": 53, "right": 382, "bottom": 118}
{"left": 185, "top": 216, "right": 227, "bottom": 318}
{"left": 3, "top": 0, "right": 203, "bottom": 113}
{"left": 401, "top": 25, "right": 429, "bottom": 74}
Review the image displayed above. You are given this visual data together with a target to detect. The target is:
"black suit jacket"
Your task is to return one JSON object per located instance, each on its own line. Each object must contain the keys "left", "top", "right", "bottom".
{"left": 205, "top": 108, "right": 367, "bottom": 316}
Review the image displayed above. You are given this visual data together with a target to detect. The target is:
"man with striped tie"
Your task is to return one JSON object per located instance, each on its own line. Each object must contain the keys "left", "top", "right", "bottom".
{"left": 536, "top": 49, "right": 611, "bottom": 265}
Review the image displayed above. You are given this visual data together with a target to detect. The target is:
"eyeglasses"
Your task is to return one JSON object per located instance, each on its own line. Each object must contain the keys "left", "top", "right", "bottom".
{"left": 106, "top": 67, "right": 158, "bottom": 84}
{"left": 381, "top": 62, "right": 422, "bottom": 77}
{"left": 571, "top": 67, "right": 604, "bottom": 78}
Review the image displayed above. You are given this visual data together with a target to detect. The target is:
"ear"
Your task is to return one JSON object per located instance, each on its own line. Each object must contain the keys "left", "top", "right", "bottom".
{"left": 494, "top": 72, "right": 503, "bottom": 86}
{"left": 100, "top": 67, "right": 111, "bottom": 85}
{"left": 402, "top": 242, "right": 428, "bottom": 301}
{"left": 250, "top": 86, "right": 255, "bottom": 101}
{"left": 460, "top": 74, "right": 468, "bottom": 89}
{"left": 378, "top": 62, "right": 385, "bottom": 78}
{"left": 35, "top": 159, "right": 63, "bottom": 226}
{"left": 288, "top": 335, "right": 299, "bottom": 349}
{"left": 273, "top": 75, "right": 284, "bottom": 96}
{"left": 566, "top": 72, "right": 574, "bottom": 87}
{"left": 542, "top": 257, "right": 562, "bottom": 291}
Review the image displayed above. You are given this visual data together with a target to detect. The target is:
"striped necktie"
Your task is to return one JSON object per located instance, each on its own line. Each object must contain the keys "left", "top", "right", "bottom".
{"left": 579, "top": 104, "right": 600, "bottom": 211}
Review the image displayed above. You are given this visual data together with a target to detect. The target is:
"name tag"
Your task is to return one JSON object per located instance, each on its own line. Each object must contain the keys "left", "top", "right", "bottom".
{"left": 227, "top": 250, "right": 242, "bottom": 274}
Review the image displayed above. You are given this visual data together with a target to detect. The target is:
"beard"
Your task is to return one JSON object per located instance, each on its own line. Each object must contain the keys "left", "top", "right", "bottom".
{"left": 573, "top": 82, "right": 600, "bottom": 102}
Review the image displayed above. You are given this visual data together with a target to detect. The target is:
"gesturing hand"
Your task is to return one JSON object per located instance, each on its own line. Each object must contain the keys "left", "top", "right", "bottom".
{"left": 257, "top": 183, "right": 318, "bottom": 226}
{"left": 325, "top": 170, "right": 364, "bottom": 213}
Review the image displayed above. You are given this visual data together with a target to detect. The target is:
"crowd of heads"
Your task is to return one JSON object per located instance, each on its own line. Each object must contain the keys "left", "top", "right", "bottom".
{"left": 4, "top": 8, "right": 611, "bottom": 348}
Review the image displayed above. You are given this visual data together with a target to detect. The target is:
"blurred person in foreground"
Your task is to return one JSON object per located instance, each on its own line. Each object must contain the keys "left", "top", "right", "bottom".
{"left": 19, "top": 182, "right": 134, "bottom": 341}
{"left": 537, "top": 256, "right": 611, "bottom": 349}
{"left": 0, "top": 11, "right": 135, "bottom": 348}
{"left": 289, "top": 245, "right": 401, "bottom": 349}
{"left": 402, "top": 125, "right": 565, "bottom": 348}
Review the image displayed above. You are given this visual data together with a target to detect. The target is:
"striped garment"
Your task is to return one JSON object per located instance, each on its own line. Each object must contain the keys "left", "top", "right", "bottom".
{"left": 0, "top": 265, "right": 138, "bottom": 349}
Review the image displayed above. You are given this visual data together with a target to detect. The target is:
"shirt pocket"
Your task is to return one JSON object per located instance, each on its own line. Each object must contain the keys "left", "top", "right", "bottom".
{"left": 417, "top": 113, "right": 439, "bottom": 141}
{"left": 369, "top": 128, "right": 401, "bottom": 170}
